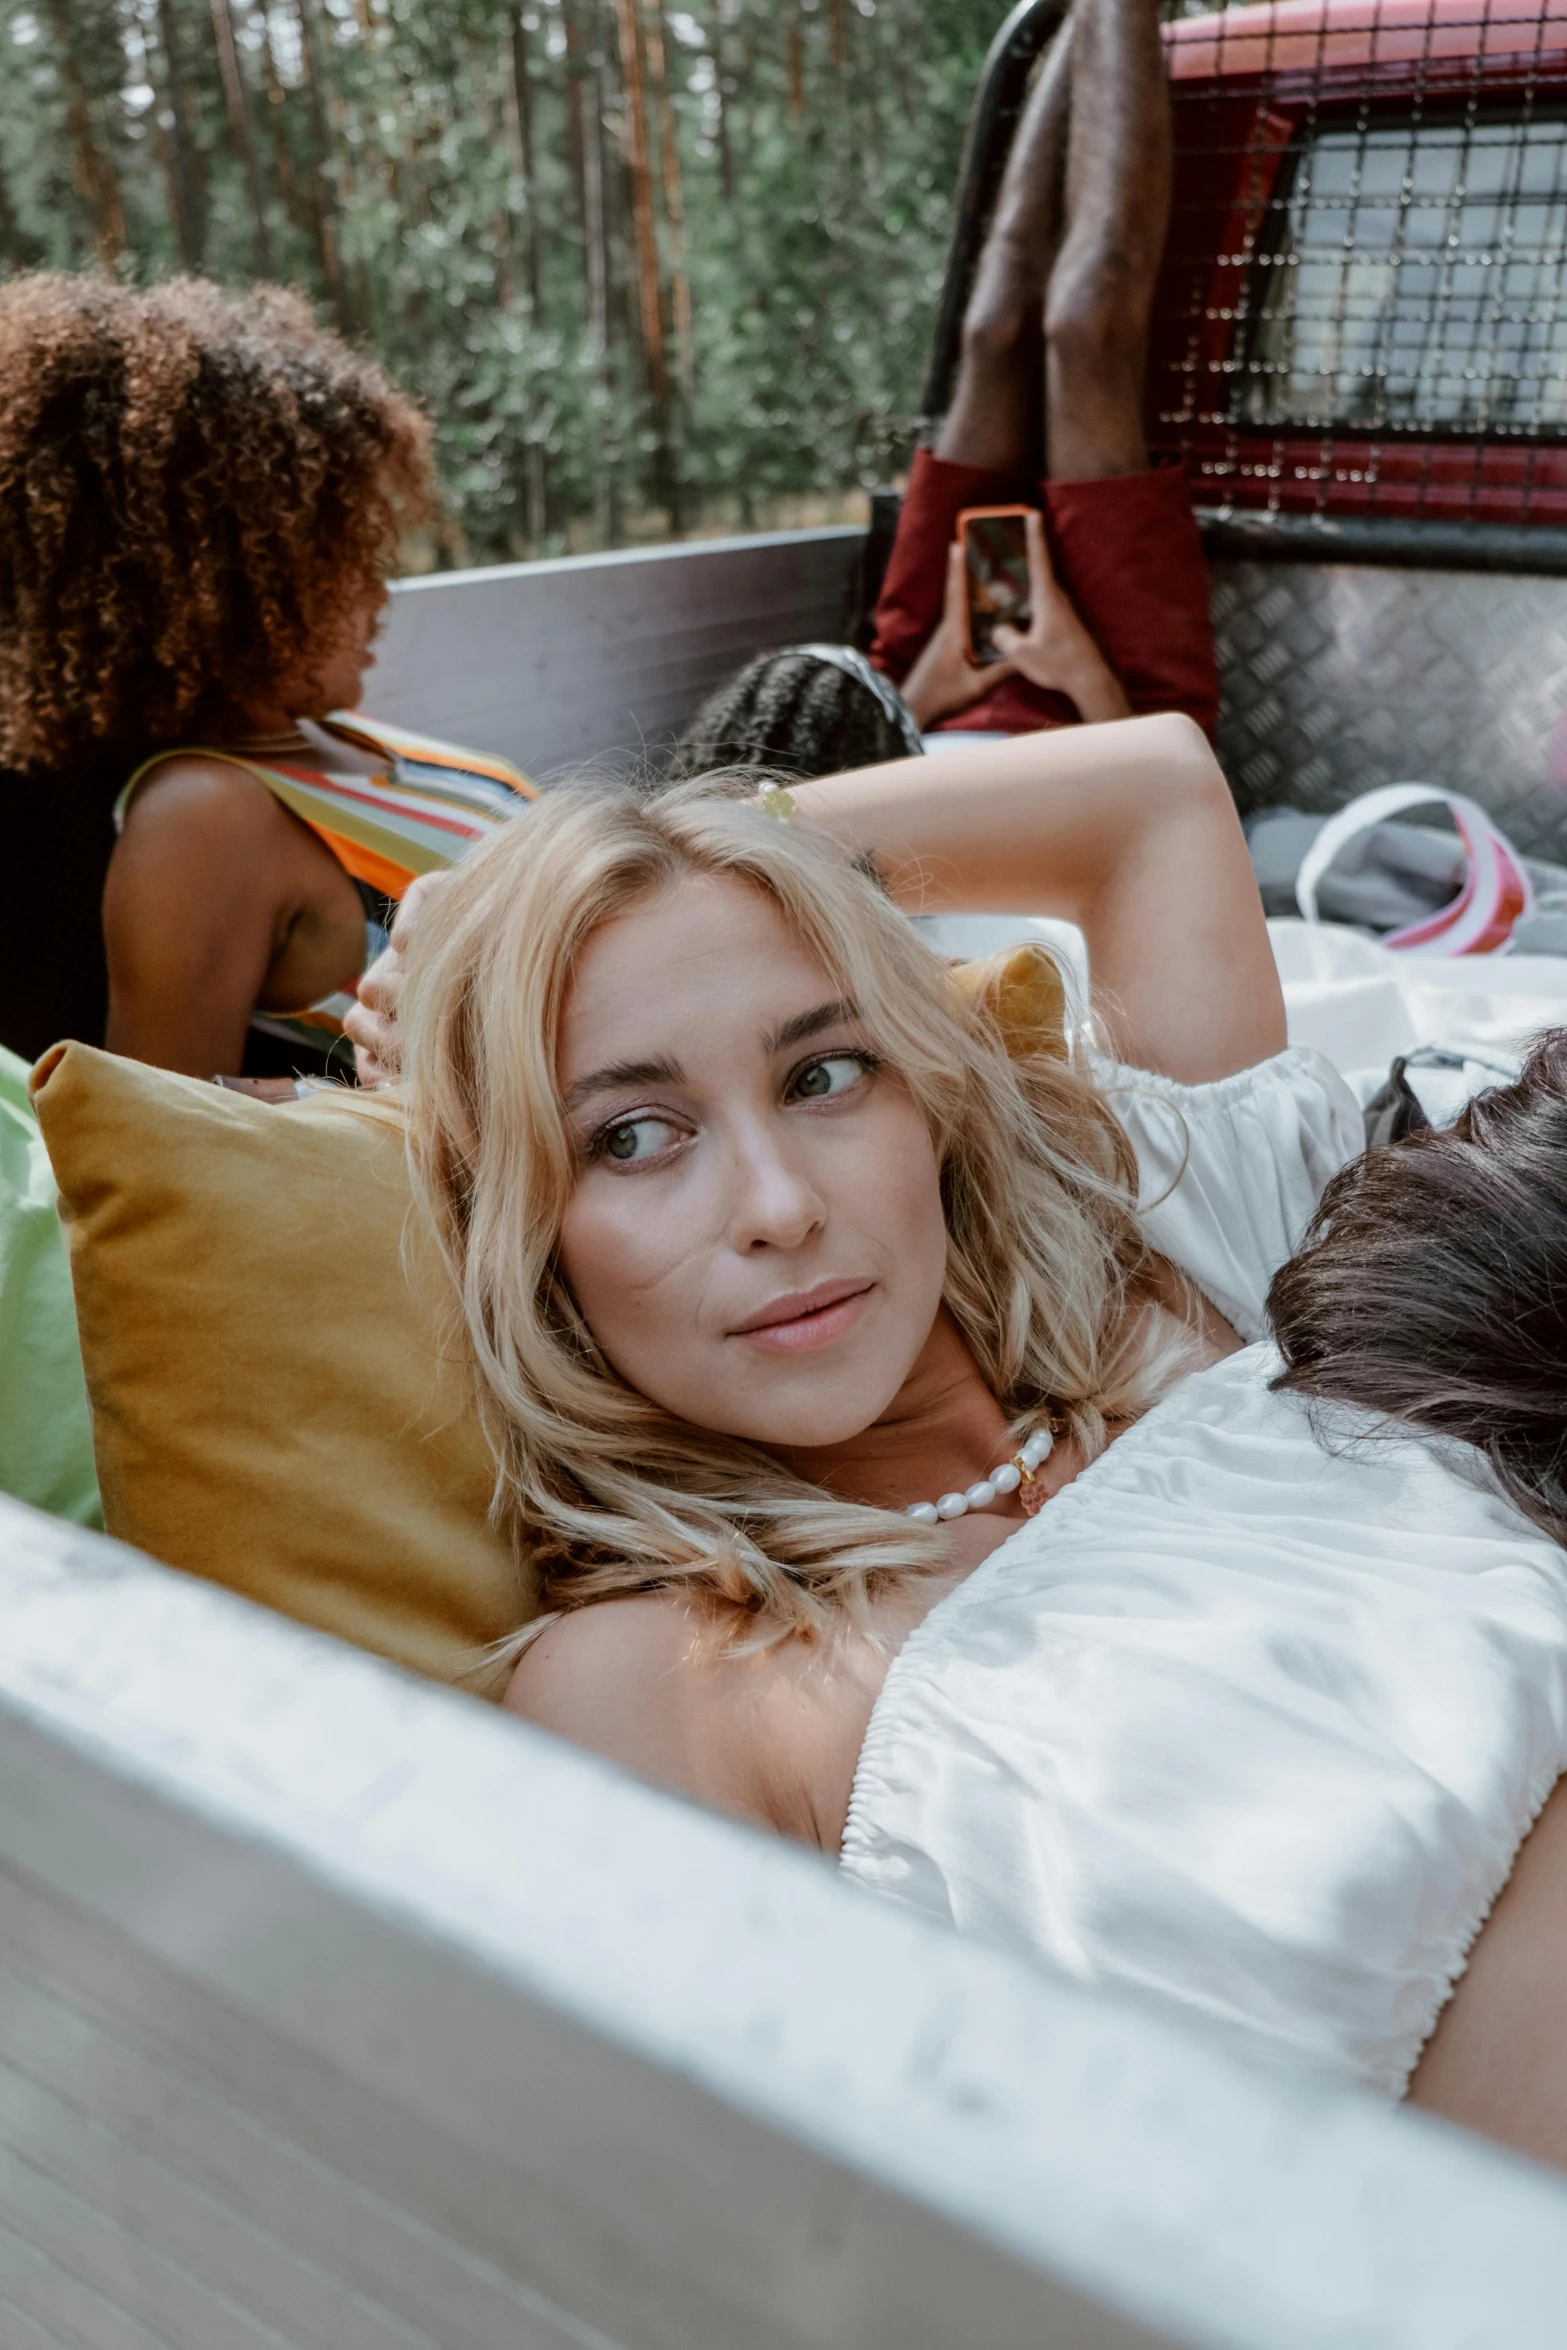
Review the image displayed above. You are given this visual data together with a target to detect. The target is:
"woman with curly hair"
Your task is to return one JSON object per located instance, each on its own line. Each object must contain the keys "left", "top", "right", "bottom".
{"left": 0, "top": 274, "right": 529, "bottom": 1078}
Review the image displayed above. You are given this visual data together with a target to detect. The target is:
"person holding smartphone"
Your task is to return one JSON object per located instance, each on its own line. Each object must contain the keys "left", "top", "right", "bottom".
{"left": 677, "top": 0, "right": 1216, "bottom": 781}
{"left": 876, "top": 0, "right": 1218, "bottom": 745}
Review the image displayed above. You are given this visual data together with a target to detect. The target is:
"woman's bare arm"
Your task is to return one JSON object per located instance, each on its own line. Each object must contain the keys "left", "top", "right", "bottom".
{"left": 1407, "top": 1775, "right": 1567, "bottom": 2170}
{"left": 350, "top": 719, "right": 1279, "bottom": 1091}
{"left": 105, "top": 757, "right": 367, "bottom": 1077}
{"left": 793, "top": 713, "right": 1282, "bottom": 1084}
{"left": 506, "top": 1592, "right": 883, "bottom": 1850}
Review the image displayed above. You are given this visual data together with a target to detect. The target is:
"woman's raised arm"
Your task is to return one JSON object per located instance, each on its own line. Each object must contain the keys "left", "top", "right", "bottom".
{"left": 791, "top": 713, "right": 1282, "bottom": 1085}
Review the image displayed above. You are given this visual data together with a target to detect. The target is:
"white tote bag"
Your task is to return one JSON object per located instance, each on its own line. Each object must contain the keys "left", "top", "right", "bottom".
{"left": 1294, "top": 781, "right": 1534, "bottom": 957}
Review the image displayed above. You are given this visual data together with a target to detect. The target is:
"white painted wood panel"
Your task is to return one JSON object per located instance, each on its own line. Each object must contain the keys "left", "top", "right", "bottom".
{"left": 3, "top": 1492, "right": 1567, "bottom": 2350}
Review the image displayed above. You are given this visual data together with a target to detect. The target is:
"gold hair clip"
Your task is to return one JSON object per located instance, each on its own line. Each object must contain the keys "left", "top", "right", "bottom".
{"left": 758, "top": 784, "right": 798, "bottom": 823}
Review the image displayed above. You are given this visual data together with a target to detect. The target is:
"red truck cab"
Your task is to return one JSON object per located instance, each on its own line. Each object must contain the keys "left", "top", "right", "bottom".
{"left": 1152, "top": 0, "right": 1567, "bottom": 526}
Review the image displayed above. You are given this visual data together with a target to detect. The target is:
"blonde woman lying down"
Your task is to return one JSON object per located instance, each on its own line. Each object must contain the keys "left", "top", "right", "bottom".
{"left": 381, "top": 721, "right": 1567, "bottom": 2170}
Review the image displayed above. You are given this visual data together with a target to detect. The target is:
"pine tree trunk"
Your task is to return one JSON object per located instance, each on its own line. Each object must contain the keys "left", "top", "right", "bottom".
{"left": 208, "top": 0, "right": 273, "bottom": 272}
{"left": 507, "top": 8, "right": 544, "bottom": 317}
{"left": 579, "top": 6, "right": 617, "bottom": 544}
{"left": 377, "top": 37, "right": 433, "bottom": 234}
{"left": 325, "top": 73, "right": 373, "bottom": 333}
{"left": 473, "top": 35, "right": 514, "bottom": 312}
{"left": 357, "top": 0, "right": 413, "bottom": 272}
{"left": 644, "top": 0, "right": 692, "bottom": 399}
{"left": 561, "top": 0, "right": 590, "bottom": 251}
{"left": 152, "top": 0, "right": 205, "bottom": 262}
{"left": 787, "top": 17, "right": 804, "bottom": 121}
{"left": 613, "top": 0, "right": 668, "bottom": 407}
{"left": 706, "top": 1, "right": 733, "bottom": 204}
{"left": 292, "top": 0, "right": 352, "bottom": 330}
{"left": 0, "top": 162, "right": 34, "bottom": 270}
{"left": 829, "top": 0, "right": 847, "bottom": 72}
{"left": 580, "top": 31, "right": 607, "bottom": 356}
{"left": 46, "top": 0, "right": 127, "bottom": 263}
{"left": 618, "top": 0, "right": 683, "bottom": 522}
{"left": 258, "top": 23, "right": 307, "bottom": 231}
{"left": 525, "top": 439, "right": 546, "bottom": 548}
{"left": 148, "top": 105, "right": 182, "bottom": 255}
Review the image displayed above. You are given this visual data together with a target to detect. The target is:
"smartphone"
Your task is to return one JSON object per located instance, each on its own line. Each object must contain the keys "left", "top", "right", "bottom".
{"left": 958, "top": 505, "right": 1033, "bottom": 667}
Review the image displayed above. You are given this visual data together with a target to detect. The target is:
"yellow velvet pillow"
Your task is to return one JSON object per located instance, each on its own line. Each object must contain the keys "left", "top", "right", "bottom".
{"left": 29, "top": 944, "right": 1064, "bottom": 1692}
{"left": 31, "top": 1041, "right": 533, "bottom": 1692}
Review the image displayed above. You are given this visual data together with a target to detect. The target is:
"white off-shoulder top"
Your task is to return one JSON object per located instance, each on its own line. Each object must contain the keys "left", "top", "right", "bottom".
{"left": 840, "top": 1045, "right": 1567, "bottom": 2095}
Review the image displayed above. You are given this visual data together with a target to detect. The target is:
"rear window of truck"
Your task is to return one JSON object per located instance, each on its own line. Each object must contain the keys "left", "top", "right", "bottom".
{"left": 1240, "top": 114, "right": 1567, "bottom": 436}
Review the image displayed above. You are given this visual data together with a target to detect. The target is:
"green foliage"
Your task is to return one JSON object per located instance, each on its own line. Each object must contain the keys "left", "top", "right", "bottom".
{"left": 0, "top": 0, "right": 1001, "bottom": 560}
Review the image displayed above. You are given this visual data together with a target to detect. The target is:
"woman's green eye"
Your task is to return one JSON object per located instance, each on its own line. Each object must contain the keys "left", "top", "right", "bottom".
{"left": 598, "top": 1114, "right": 679, "bottom": 1164}
{"left": 793, "top": 1053, "right": 867, "bottom": 1101}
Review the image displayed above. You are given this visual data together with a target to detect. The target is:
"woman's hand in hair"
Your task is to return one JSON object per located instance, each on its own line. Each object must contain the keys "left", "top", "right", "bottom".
{"left": 345, "top": 868, "right": 451, "bottom": 1087}
{"left": 901, "top": 541, "right": 1016, "bottom": 728}
{"left": 992, "top": 512, "right": 1131, "bottom": 727}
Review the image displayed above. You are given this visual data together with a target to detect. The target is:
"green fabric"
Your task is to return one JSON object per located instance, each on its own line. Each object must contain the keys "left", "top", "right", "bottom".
{"left": 0, "top": 1046, "right": 100, "bottom": 1527}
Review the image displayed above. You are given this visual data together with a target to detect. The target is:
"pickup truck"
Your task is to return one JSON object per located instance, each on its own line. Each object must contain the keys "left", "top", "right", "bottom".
{"left": 3, "top": 8, "right": 1567, "bottom": 2347}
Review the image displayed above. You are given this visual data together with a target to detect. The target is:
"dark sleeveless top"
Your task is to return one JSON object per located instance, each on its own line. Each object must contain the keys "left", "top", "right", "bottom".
{"left": 0, "top": 754, "right": 125, "bottom": 1064}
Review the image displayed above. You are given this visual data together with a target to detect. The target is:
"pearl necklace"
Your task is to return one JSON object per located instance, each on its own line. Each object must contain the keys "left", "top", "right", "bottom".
{"left": 905, "top": 1424, "right": 1057, "bottom": 1527}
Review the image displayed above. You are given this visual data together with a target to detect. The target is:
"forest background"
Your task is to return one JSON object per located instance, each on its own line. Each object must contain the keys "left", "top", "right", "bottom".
{"left": 0, "top": 0, "right": 1002, "bottom": 562}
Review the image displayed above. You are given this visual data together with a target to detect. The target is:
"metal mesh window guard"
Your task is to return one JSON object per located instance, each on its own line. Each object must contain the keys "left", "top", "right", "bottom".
{"left": 1242, "top": 114, "right": 1567, "bottom": 438}
{"left": 1143, "top": 0, "right": 1567, "bottom": 532}
{"left": 924, "top": 2, "right": 1567, "bottom": 541}
{"left": 918, "top": 0, "right": 1567, "bottom": 845}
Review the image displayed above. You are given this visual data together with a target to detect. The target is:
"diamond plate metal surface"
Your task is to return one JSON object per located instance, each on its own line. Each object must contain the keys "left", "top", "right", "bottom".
{"left": 1211, "top": 559, "right": 1567, "bottom": 859}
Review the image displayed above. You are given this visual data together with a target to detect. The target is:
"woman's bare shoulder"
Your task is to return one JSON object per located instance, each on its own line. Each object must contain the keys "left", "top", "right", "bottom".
{"left": 118, "top": 751, "right": 287, "bottom": 837}
{"left": 504, "top": 1591, "right": 882, "bottom": 1850}
{"left": 1409, "top": 1772, "right": 1567, "bottom": 2168}
{"left": 505, "top": 1592, "right": 702, "bottom": 1745}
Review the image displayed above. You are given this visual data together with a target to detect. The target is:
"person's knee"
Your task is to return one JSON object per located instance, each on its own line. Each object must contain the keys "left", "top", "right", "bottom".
{"left": 960, "top": 263, "right": 1036, "bottom": 372}
{"left": 1044, "top": 262, "right": 1148, "bottom": 380}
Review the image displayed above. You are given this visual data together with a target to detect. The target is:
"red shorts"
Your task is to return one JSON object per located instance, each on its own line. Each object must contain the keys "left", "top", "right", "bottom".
{"left": 869, "top": 449, "right": 1219, "bottom": 740}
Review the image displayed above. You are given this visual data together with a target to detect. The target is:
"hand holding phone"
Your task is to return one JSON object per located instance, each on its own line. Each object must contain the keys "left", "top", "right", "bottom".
{"left": 958, "top": 505, "right": 1034, "bottom": 668}
{"left": 900, "top": 538, "right": 1018, "bottom": 729}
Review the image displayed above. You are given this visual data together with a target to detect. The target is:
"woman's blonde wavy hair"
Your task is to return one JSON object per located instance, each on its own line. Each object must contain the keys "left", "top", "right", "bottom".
{"left": 403, "top": 774, "right": 1196, "bottom": 1650}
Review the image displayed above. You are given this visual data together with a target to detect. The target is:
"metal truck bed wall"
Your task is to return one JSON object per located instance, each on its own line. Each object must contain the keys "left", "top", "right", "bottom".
{"left": 5, "top": 1487, "right": 1567, "bottom": 2350}
{"left": 371, "top": 528, "right": 1567, "bottom": 861}
{"left": 372, "top": 527, "right": 867, "bottom": 787}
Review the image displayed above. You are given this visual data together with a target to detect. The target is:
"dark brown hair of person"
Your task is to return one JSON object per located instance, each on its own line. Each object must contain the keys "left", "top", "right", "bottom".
{"left": 1269, "top": 1028, "right": 1567, "bottom": 1545}
{"left": 0, "top": 274, "right": 434, "bottom": 771}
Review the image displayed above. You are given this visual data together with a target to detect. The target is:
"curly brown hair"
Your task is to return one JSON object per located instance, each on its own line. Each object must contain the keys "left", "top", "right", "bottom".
{"left": 0, "top": 274, "right": 435, "bottom": 772}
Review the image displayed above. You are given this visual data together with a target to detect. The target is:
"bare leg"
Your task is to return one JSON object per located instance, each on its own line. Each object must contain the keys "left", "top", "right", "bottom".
{"left": 1044, "top": 0, "right": 1172, "bottom": 481}
{"left": 934, "top": 26, "right": 1075, "bottom": 475}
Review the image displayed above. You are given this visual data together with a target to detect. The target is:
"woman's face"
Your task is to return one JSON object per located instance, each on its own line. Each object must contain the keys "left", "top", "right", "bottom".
{"left": 279, "top": 581, "right": 389, "bottom": 718}
{"left": 555, "top": 873, "right": 950, "bottom": 1448}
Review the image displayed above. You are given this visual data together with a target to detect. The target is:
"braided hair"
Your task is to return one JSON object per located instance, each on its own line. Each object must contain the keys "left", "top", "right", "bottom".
{"left": 673, "top": 644, "right": 923, "bottom": 781}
